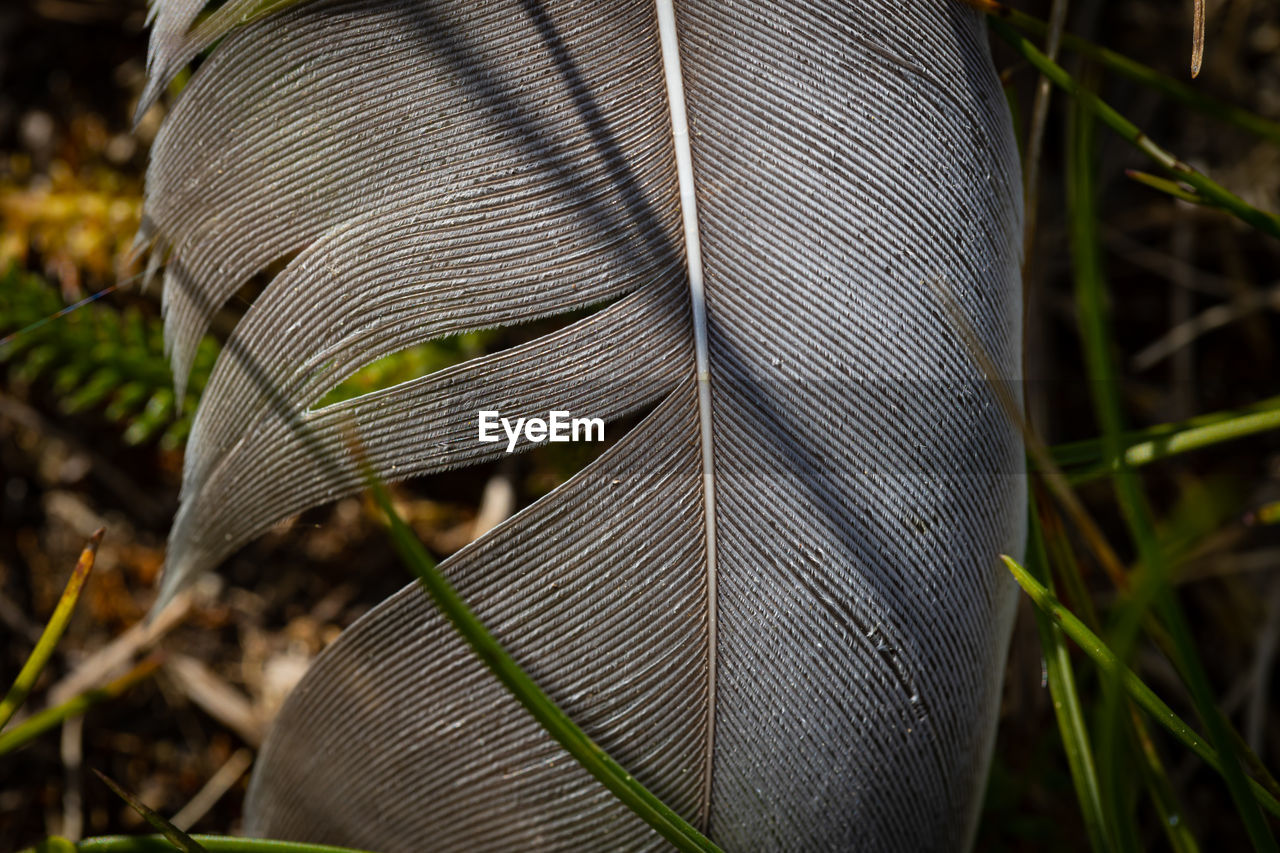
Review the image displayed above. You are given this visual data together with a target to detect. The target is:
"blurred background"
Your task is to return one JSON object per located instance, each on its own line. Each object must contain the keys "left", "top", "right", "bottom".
{"left": 1, "top": 0, "right": 1278, "bottom": 848}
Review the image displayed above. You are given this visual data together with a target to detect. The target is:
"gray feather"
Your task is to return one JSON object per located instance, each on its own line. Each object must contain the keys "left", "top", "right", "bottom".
{"left": 142, "top": 0, "right": 1025, "bottom": 849}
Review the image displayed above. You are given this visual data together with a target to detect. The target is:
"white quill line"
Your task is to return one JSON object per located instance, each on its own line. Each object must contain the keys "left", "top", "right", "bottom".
{"left": 656, "top": 0, "right": 719, "bottom": 829}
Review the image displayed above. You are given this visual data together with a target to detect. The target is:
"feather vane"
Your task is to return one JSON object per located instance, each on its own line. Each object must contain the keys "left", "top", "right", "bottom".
{"left": 141, "top": 0, "right": 1026, "bottom": 848}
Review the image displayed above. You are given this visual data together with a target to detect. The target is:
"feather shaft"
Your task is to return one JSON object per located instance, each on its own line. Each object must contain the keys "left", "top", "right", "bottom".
{"left": 656, "top": 0, "right": 719, "bottom": 829}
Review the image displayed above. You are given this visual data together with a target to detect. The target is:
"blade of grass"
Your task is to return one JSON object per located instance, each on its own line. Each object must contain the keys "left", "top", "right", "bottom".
{"left": 366, "top": 479, "right": 721, "bottom": 853}
{"left": 1129, "top": 702, "right": 1200, "bottom": 853}
{"left": 1002, "top": 555, "right": 1280, "bottom": 819}
{"left": 1065, "top": 93, "right": 1146, "bottom": 849}
{"left": 0, "top": 528, "right": 103, "bottom": 731}
{"left": 1098, "top": 496, "right": 1280, "bottom": 808}
{"left": 940, "top": 252, "right": 1277, "bottom": 848}
{"left": 1066, "top": 86, "right": 1277, "bottom": 850}
{"left": 1050, "top": 395, "right": 1280, "bottom": 479}
{"left": 1026, "top": 497, "right": 1110, "bottom": 851}
{"left": 988, "top": 16, "right": 1280, "bottom": 240}
{"left": 1125, "top": 171, "right": 1206, "bottom": 206}
{"left": 0, "top": 656, "right": 161, "bottom": 755}
{"left": 1040, "top": 491, "right": 1200, "bottom": 851}
{"left": 935, "top": 272, "right": 1276, "bottom": 831}
{"left": 961, "top": 0, "right": 1280, "bottom": 144}
{"left": 1038, "top": 494, "right": 1100, "bottom": 628}
{"left": 1068, "top": 81, "right": 1168, "bottom": 851}
{"left": 92, "top": 771, "right": 206, "bottom": 853}
{"left": 1098, "top": 407, "right": 1280, "bottom": 470}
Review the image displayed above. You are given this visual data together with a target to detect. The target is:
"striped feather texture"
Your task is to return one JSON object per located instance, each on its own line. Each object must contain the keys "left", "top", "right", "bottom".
{"left": 141, "top": 0, "right": 1026, "bottom": 849}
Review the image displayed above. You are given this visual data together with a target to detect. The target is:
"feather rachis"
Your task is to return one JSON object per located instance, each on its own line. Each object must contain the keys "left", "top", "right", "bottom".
{"left": 655, "top": 0, "right": 719, "bottom": 828}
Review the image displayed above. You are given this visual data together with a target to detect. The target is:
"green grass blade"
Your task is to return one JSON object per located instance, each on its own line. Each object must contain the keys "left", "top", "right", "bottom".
{"left": 1050, "top": 396, "right": 1280, "bottom": 479}
{"left": 1065, "top": 95, "right": 1145, "bottom": 848}
{"left": 0, "top": 657, "right": 161, "bottom": 755}
{"left": 367, "top": 480, "right": 721, "bottom": 853}
{"left": 1041, "top": 494, "right": 1200, "bottom": 851}
{"left": 0, "top": 529, "right": 102, "bottom": 731}
{"left": 92, "top": 771, "right": 207, "bottom": 853}
{"left": 965, "top": 0, "right": 1280, "bottom": 144}
{"left": 1100, "top": 405, "right": 1280, "bottom": 471}
{"left": 1001, "top": 555, "right": 1280, "bottom": 819}
{"left": 1066, "top": 86, "right": 1277, "bottom": 851}
{"left": 989, "top": 17, "right": 1280, "bottom": 240}
{"left": 1124, "top": 171, "right": 1206, "bottom": 206}
{"left": 1026, "top": 498, "right": 1111, "bottom": 851}
{"left": 1038, "top": 498, "right": 1101, "bottom": 629}
{"left": 1152, "top": 590, "right": 1278, "bottom": 850}
{"left": 1129, "top": 703, "right": 1201, "bottom": 853}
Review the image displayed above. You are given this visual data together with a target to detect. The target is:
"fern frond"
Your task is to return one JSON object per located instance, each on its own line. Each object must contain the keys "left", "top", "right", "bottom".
{"left": 0, "top": 267, "right": 496, "bottom": 449}
{"left": 0, "top": 267, "right": 213, "bottom": 449}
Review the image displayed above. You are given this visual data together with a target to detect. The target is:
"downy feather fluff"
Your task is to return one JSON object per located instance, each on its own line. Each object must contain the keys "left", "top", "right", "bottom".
{"left": 141, "top": 0, "right": 1025, "bottom": 849}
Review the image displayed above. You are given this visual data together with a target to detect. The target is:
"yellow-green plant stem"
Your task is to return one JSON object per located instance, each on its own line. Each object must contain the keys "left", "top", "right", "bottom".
{"left": 0, "top": 658, "right": 160, "bottom": 755}
{"left": 1098, "top": 407, "right": 1280, "bottom": 469}
{"left": 1051, "top": 396, "right": 1280, "bottom": 480}
{"left": 368, "top": 481, "right": 721, "bottom": 853}
{"left": 989, "top": 17, "right": 1280, "bottom": 240}
{"left": 1125, "top": 171, "right": 1205, "bottom": 205}
{"left": 1002, "top": 556, "right": 1280, "bottom": 819}
{"left": 0, "top": 530, "right": 102, "bottom": 731}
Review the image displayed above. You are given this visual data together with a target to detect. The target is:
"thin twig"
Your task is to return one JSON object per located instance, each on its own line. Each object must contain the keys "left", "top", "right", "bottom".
{"left": 1022, "top": 0, "right": 1071, "bottom": 260}
{"left": 1132, "top": 284, "right": 1280, "bottom": 370}
{"left": 1103, "top": 226, "right": 1234, "bottom": 296}
{"left": 470, "top": 460, "right": 517, "bottom": 542}
{"left": 163, "top": 654, "right": 265, "bottom": 747}
{"left": 170, "top": 749, "right": 254, "bottom": 832}
{"left": 48, "top": 591, "right": 190, "bottom": 705}
{"left": 1171, "top": 203, "right": 1196, "bottom": 417}
{"left": 1247, "top": 580, "right": 1280, "bottom": 753}
{"left": 61, "top": 714, "right": 85, "bottom": 841}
